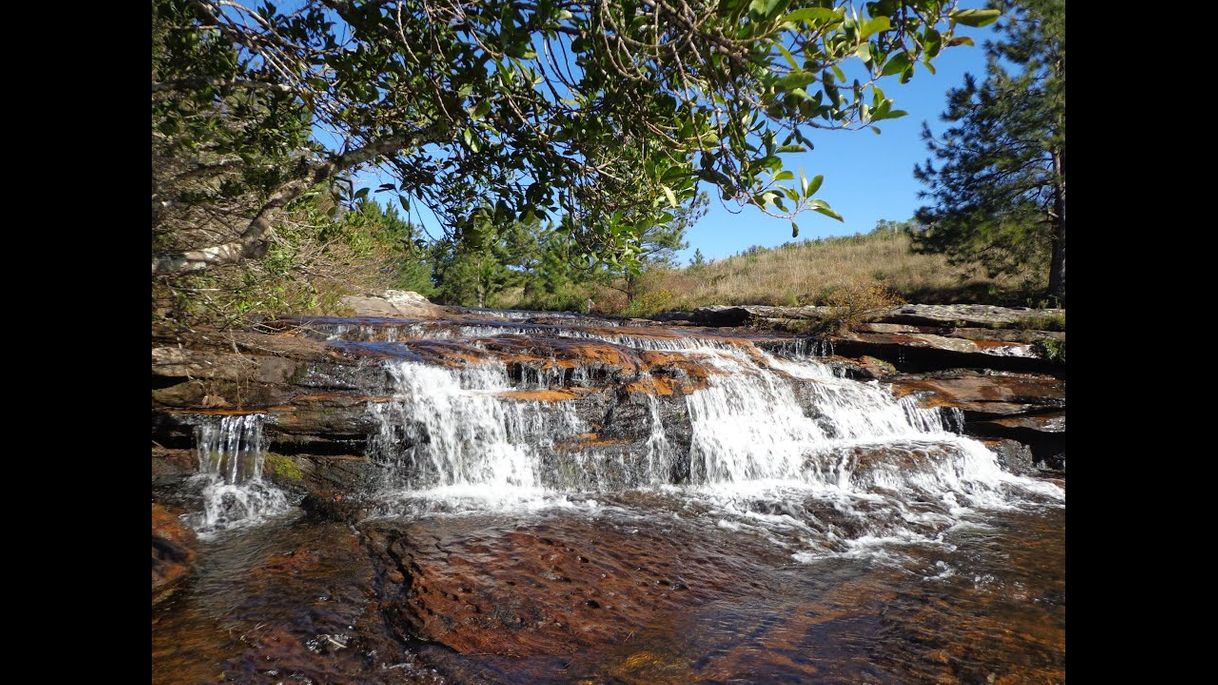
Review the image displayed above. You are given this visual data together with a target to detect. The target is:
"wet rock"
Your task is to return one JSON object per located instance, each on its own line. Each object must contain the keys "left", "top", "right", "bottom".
{"left": 819, "top": 355, "right": 898, "bottom": 380}
{"left": 366, "top": 513, "right": 789, "bottom": 657}
{"left": 977, "top": 413, "right": 1065, "bottom": 434}
{"left": 981, "top": 439, "right": 1037, "bottom": 477}
{"left": 300, "top": 492, "right": 370, "bottom": 523}
{"left": 152, "top": 446, "right": 196, "bottom": 477}
{"left": 889, "top": 372, "right": 1064, "bottom": 420}
{"left": 970, "top": 412, "right": 1065, "bottom": 472}
{"left": 832, "top": 331, "right": 1054, "bottom": 374}
{"left": 152, "top": 503, "right": 197, "bottom": 604}
{"left": 153, "top": 311, "right": 1065, "bottom": 502}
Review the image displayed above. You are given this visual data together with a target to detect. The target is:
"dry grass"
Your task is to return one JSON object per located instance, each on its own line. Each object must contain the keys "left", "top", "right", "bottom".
{"left": 628, "top": 231, "right": 1046, "bottom": 315}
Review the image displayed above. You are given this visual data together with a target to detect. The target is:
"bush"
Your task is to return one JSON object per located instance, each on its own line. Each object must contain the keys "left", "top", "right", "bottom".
{"left": 1017, "top": 311, "right": 1066, "bottom": 331}
{"left": 818, "top": 280, "right": 902, "bottom": 334}
{"left": 623, "top": 289, "right": 677, "bottom": 318}
{"left": 154, "top": 193, "right": 430, "bottom": 329}
{"left": 1034, "top": 337, "right": 1066, "bottom": 364}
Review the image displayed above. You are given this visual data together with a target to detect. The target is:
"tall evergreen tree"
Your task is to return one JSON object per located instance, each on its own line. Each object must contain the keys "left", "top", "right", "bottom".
{"left": 912, "top": 0, "right": 1065, "bottom": 302}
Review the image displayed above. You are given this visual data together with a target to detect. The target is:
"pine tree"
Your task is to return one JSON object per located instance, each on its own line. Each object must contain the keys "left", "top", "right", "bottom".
{"left": 912, "top": 0, "right": 1065, "bottom": 302}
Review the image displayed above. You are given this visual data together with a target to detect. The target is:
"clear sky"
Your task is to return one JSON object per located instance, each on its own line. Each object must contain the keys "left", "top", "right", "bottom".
{"left": 684, "top": 8, "right": 997, "bottom": 262}
{"left": 331, "top": 1, "right": 999, "bottom": 261}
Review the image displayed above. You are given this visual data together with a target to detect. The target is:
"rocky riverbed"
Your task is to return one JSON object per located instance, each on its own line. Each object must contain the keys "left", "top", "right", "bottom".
{"left": 152, "top": 292, "right": 1065, "bottom": 683}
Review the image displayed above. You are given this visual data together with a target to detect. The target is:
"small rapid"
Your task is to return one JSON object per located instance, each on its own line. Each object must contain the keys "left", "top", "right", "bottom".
{"left": 186, "top": 414, "right": 290, "bottom": 535}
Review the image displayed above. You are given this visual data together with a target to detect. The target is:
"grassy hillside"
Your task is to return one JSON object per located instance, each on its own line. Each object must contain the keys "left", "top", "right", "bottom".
{"left": 613, "top": 229, "right": 1049, "bottom": 316}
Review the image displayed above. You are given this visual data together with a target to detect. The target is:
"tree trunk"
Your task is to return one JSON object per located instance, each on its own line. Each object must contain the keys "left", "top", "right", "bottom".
{"left": 1047, "top": 148, "right": 1065, "bottom": 304}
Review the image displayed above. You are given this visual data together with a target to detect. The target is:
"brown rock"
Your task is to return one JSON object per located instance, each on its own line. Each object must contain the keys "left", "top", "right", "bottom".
{"left": 152, "top": 503, "right": 197, "bottom": 604}
{"left": 889, "top": 373, "right": 1064, "bottom": 419}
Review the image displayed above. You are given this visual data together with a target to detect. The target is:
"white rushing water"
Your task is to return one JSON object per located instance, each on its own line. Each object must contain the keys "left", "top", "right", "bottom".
{"left": 356, "top": 328, "right": 1062, "bottom": 559}
{"left": 367, "top": 361, "right": 586, "bottom": 502}
{"left": 187, "top": 414, "right": 289, "bottom": 535}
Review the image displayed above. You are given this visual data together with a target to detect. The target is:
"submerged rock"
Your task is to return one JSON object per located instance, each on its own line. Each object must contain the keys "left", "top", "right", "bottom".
{"left": 152, "top": 503, "right": 196, "bottom": 604}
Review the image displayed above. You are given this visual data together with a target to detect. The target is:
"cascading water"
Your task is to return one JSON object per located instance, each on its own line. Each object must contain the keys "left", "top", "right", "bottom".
{"left": 187, "top": 413, "right": 289, "bottom": 534}
{"left": 155, "top": 314, "right": 1065, "bottom": 683}
{"left": 362, "top": 322, "right": 1061, "bottom": 559}
{"left": 366, "top": 361, "right": 585, "bottom": 501}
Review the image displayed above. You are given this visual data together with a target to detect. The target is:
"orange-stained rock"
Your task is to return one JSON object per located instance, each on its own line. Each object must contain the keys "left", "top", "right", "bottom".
{"left": 624, "top": 376, "right": 676, "bottom": 396}
{"left": 152, "top": 503, "right": 197, "bottom": 604}
{"left": 889, "top": 373, "right": 1064, "bottom": 418}
{"left": 368, "top": 513, "right": 791, "bottom": 658}
{"left": 498, "top": 388, "right": 581, "bottom": 402}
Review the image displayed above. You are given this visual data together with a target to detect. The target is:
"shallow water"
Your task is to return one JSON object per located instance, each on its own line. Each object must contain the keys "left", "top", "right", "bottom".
{"left": 155, "top": 315, "right": 1063, "bottom": 682}
{"left": 152, "top": 494, "right": 1062, "bottom": 684}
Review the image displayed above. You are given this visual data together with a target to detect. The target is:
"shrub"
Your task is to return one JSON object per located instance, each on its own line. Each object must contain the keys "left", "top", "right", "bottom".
{"left": 1017, "top": 311, "right": 1066, "bottom": 331}
{"left": 818, "top": 280, "right": 902, "bottom": 334}
{"left": 623, "top": 289, "right": 677, "bottom": 318}
{"left": 1034, "top": 338, "right": 1066, "bottom": 364}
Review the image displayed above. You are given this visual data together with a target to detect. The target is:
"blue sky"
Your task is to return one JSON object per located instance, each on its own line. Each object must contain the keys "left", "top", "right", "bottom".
{"left": 685, "top": 14, "right": 997, "bottom": 262}
{"left": 328, "top": 2, "right": 998, "bottom": 261}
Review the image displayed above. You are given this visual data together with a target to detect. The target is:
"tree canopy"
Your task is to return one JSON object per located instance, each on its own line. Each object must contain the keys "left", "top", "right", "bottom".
{"left": 153, "top": 0, "right": 993, "bottom": 286}
{"left": 911, "top": 0, "right": 1064, "bottom": 302}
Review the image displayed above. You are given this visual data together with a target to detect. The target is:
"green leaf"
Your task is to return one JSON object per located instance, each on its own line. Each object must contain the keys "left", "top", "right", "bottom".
{"left": 870, "top": 125, "right": 882, "bottom": 134}
{"left": 810, "top": 200, "right": 843, "bottom": 221}
{"left": 855, "top": 43, "right": 871, "bottom": 64}
{"left": 777, "top": 70, "right": 816, "bottom": 90}
{"left": 749, "top": 0, "right": 782, "bottom": 17}
{"left": 859, "top": 16, "right": 890, "bottom": 39}
{"left": 773, "top": 170, "right": 794, "bottom": 182}
{"left": 923, "top": 28, "right": 943, "bottom": 58}
{"left": 880, "top": 52, "right": 911, "bottom": 77}
{"left": 470, "top": 101, "right": 491, "bottom": 120}
{"left": 776, "top": 42, "right": 798, "bottom": 70}
{"left": 661, "top": 185, "right": 678, "bottom": 208}
{"left": 783, "top": 7, "right": 839, "bottom": 25}
{"left": 791, "top": 221, "right": 799, "bottom": 237}
{"left": 806, "top": 174, "right": 823, "bottom": 196}
{"left": 950, "top": 8, "right": 1001, "bottom": 27}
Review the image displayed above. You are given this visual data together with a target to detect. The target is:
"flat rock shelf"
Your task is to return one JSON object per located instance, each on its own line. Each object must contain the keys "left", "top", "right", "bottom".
{"left": 152, "top": 299, "right": 1065, "bottom": 684}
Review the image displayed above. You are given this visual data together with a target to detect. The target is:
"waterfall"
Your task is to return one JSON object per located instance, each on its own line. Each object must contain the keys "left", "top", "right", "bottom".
{"left": 325, "top": 315, "right": 1060, "bottom": 557}
{"left": 364, "top": 339, "right": 1058, "bottom": 502}
{"left": 367, "top": 361, "right": 585, "bottom": 499}
{"left": 188, "top": 414, "right": 289, "bottom": 534}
